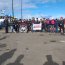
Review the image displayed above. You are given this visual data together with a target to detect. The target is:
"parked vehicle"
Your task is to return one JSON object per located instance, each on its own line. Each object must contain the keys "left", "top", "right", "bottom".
{"left": 0, "top": 19, "right": 5, "bottom": 29}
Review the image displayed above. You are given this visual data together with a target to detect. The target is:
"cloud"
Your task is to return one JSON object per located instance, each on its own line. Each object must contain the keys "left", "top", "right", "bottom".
{"left": 22, "top": 0, "right": 37, "bottom": 9}
{"left": 0, "top": 0, "right": 64, "bottom": 19}
{"left": 0, "top": 0, "right": 36, "bottom": 17}
{"left": 22, "top": 13, "right": 46, "bottom": 19}
{"left": 40, "top": 0, "right": 62, "bottom": 3}
{"left": 22, "top": 3, "right": 37, "bottom": 8}
{"left": 0, "top": 0, "right": 21, "bottom": 16}
{"left": 22, "top": 0, "right": 62, "bottom": 9}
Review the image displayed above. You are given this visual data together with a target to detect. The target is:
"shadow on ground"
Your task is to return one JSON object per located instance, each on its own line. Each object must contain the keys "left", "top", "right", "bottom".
{"left": 0, "top": 44, "right": 7, "bottom": 48}
{"left": 0, "top": 49, "right": 16, "bottom": 65}
{"left": 7, "top": 55, "right": 24, "bottom": 65}
{"left": 0, "top": 36, "right": 7, "bottom": 40}
{"left": 63, "top": 61, "right": 65, "bottom": 65}
{"left": 43, "top": 55, "right": 59, "bottom": 65}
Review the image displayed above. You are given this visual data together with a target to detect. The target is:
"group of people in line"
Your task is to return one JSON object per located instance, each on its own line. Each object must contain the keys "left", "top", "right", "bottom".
{"left": 4, "top": 17, "right": 65, "bottom": 34}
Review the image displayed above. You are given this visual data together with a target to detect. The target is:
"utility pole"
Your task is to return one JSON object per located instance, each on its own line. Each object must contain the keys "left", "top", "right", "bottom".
{"left": 12, "top": 0, "right": 14, "bottom": 18}
{"left": 21, "top": 0, "right": 22, "bottom": 19}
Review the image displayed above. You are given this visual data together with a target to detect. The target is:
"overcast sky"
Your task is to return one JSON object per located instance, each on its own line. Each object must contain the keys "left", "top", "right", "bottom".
{"left": 0, "top": 0, "right": 65, "bottom": 19}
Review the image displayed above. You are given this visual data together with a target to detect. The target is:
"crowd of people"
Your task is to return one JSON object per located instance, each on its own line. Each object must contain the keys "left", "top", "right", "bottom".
{"left": 4, "top": 17, "right": 65, "bottom": 34}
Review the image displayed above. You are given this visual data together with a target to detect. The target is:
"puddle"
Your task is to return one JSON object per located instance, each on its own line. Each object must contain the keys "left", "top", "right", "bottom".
{"left": 26, "top": 48, "right": 29, "bottom": 50}
{"left": 44, "top": 42, "right": 47, "bottom": 44}
{"left": 50, "top": 40, "right": 56, "bottom": 42}
{"left": 39, "top": 34, "right": 44, "bottom": 36}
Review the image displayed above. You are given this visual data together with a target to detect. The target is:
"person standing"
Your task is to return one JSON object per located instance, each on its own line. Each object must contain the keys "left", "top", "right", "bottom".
{"left": 15, "top": 19, "right": 19, "bottom": 33}
{"left": 55, "top": 19, "right": 59, "bottom": 33}
{"left": 27, "top": 19, "right": 32, "bottom": 32}
{"left": 59, "top": 17, "right": 64, "bottom": 34}
{"left": 46, "top": 19, "right": 50, "bottom": 32}
{"left": 63, "top": 18, "right": 65, "bottom": 33}
{"left": 4, "top": 16, "right": 9, "bottom": 33}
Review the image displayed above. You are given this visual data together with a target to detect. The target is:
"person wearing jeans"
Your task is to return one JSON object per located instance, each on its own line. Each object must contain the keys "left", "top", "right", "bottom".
{"left": 55, "top": 19, "right": 59, "bottom": 33}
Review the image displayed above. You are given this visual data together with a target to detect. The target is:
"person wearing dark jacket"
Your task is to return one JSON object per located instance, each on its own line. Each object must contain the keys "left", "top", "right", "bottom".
{"left": 4, "top": 17, "right": 9, "bottom": 33}
{"left": 59, "top": 19, "right": 64, "bottom": 34}
{"left": 55, "top": 19, "right": 59, "bottom": 33}
{"left": 15, "top": 20, "right": 19, "bottom": 33}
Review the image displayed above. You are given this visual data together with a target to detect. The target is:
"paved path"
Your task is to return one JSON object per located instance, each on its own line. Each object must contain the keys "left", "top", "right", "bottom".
{"left": 0, "top": 32, "right": 65, "bottom": 65}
